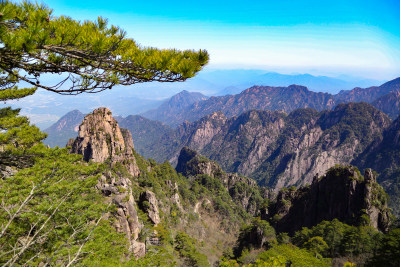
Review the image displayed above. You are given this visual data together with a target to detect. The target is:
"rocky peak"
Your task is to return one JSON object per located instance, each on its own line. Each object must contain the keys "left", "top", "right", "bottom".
{"left": 176, "top": 147, "right": 222, "bottom": 178}
{"left": 69, "top": 107, "right": 139, "bottom": 176}
{"left": 264, "top": 166, "right": 391, "bottom": 234}
{"left": 69, "top": 107, "right": 144, "bottom": 257}
{"left": 176, "top": 147, "right": 261, "bottom": 214}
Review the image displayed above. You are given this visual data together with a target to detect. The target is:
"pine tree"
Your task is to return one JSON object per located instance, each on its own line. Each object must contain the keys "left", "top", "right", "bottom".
{"left": 0, "top": 0, "right": 208, "bottom": 97}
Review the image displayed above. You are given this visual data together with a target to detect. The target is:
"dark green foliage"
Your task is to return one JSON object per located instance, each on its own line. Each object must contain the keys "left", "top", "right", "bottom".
{"left": 292, "top": 219, "right": 382, "bottom": 260}
{"left": 183, "top": 173, "right": 250, "bottom": 224}
{"left": 256, "top": 244, "right": 331, "bottom": 267}
{"left": 234, "top": 218, "right": 276, "bottom": 257}
{"left": 367, "top": 228, "right": 400, "bottom": 266}
{"left": 0, "top": 107, "right": 47, "bottom": 153}
{"left": 175, "top": 232, "right": 210, "bottom": 267}
{"left": 0, "top": 146, "right": 129, "bottom": 265}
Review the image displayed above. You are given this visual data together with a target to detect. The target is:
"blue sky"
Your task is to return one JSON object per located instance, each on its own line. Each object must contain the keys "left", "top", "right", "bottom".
{"left": 36, "top": 1, "right": 400, "bottom": 79}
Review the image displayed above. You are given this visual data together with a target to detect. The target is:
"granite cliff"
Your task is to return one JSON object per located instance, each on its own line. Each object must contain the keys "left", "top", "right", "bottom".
{"left": 263, "top": 166, "right": 391, "bottom": 234}
{"left": 152, "top": 103, "right": 390, "bottom": 191}
{"left": 175, "top": 147, "right": 267, "bottom": 215}
{"left": 69, "top": 107, "right": 144, "bottom": 257}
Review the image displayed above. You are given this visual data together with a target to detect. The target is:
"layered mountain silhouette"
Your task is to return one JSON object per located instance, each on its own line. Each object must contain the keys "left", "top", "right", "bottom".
{"left": 141, "top": 90, "right": 208, "bottom": 127}
{"left": 142, "top": 78, "right": 400, "bottom": 127}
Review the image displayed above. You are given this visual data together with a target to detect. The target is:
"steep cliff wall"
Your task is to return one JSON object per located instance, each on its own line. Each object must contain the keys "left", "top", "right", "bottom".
{"left": 264, "top": 166, "right": 391, "bottom": 234}
{"left": 69, "top": 107, "right": 145, "bottom": 257}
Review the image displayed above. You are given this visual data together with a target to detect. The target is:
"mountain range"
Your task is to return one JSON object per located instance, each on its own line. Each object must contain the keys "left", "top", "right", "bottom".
{"left": 59, "top": 108, "right": 393, "bottom": 265}
{"left": 44, "top": 77, "right": 400, "bottom": 216}
{"left": 143, "top": 103, "right": 391, "bottom": 188}
{"left": 141, "top": 77, "right": 400, "bottom": 127}
{"left": 141, "top": 90, "right": 209, "bottom": 127}
{"left": 34, "top": 83, "right": 400, "bottom": 265}
{"left": 3, "top": 70, "right": 385, "bottom": 129}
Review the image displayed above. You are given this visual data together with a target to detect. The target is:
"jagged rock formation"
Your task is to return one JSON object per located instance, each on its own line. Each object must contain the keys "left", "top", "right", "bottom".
{"left": 154, "top": 103, "right": 390, "bottom": 191}
{"left": 69, "top": 107, "right": 139, "bottom": 177}
{"left": 97, "top": 172, "right": 145, "bottom": 257}
{"left": 69, "top": 107, "right": 144, "bottom": 257}
{"left": 140, "top": 77, "right": 400, "bottom": 127}
{"left": 372, "top": 90, "right": 400, "bottom": 119}
{"left": 176, "top": 147, "right": 266, "bottom": 215}
{"left": 139, "top": 191, "right": 161, "bottom": 226}
{"left": 263, "top": 166, "right": 391, "bottom": 234}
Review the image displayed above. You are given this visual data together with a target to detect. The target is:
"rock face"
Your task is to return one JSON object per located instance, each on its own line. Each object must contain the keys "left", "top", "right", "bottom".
{"left": 264, "top": 166, "right": 391, "bottom": 234}
{"left": 155, "top": 103, "right": 390, "bottom": 191}
{"left": 97, "top": 172, "right": 145, "bottom": 258}
{"left": 176, "top": 147, "right": 264, "bottom": 214}
{"left": 70, "top": 107, "right": 144, "bottom": 257}
{"left": 69, "top": 107, "right": 139, "bottom": 177}
{"left": 139, "top": 191, "right": 161, "bottom": 226}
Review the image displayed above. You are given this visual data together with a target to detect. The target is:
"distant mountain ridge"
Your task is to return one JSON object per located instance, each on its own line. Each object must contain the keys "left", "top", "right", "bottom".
{"left": 141, "top": 77, "right": 400, "bottom": 127}
{"left": 116, "top": 115, "right": 174, "bottom": 159}
{"left": 43, "top": 110, "right": 85, "bottom": 148}
{"left": 141, "top": 90, "right": 208, "bottom": 127}
{"left": 218, "top": 72, "right": 383, "bottom": 95}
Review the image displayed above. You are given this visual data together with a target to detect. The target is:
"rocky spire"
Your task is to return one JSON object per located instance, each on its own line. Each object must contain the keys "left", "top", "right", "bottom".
{"left": 69, "top": 107, "right": 145, "bottom": 257}
{"left": 69, "top": 107, "right": 139, "bottom": 176}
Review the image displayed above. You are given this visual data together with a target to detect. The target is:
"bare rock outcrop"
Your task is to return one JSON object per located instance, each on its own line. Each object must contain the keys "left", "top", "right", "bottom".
{"left": 139, "top": 191, "right": 161, "bottom": 226}
{"left": 264, "top": 166, "right": 391, "bottom": 234}
{"left": 70, "top": 107, "right": 145, "bottom": 257}
{"left": 176, "top": 147, "right": 264, "bottom": 214}
{"left": 69, "top": 107, "right": 139, "bottom": 177}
